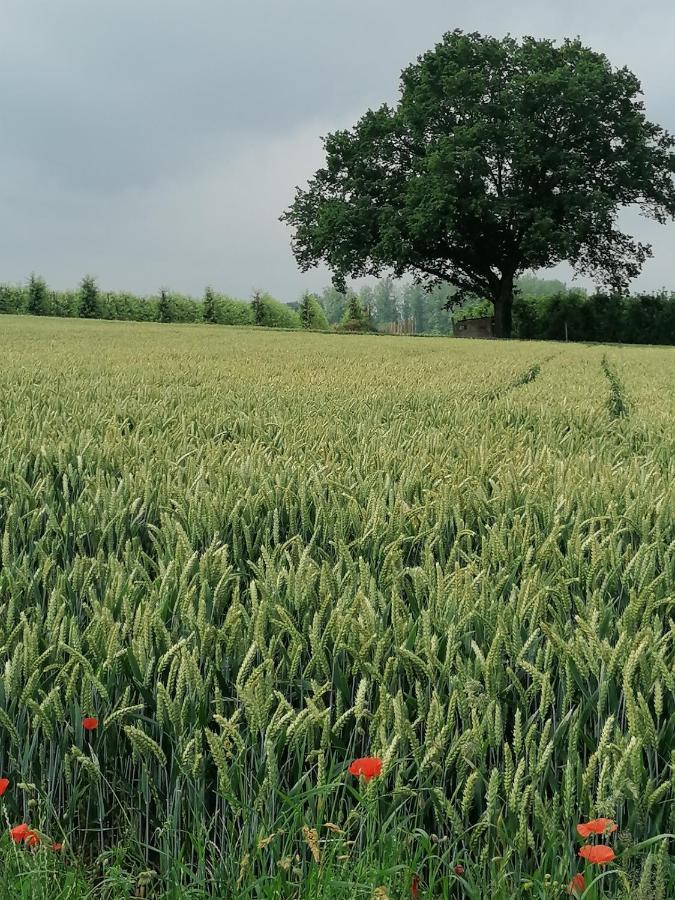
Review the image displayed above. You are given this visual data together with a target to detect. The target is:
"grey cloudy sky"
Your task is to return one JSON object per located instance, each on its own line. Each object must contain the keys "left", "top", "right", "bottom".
{"left": 2, "top": 0, "right": 674, "bottom": 301}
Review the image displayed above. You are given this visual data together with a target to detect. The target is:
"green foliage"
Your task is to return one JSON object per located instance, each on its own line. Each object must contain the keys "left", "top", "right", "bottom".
{"left": 157, "top": 288, "right": 172, "bottom": 323}
{"left": 339, "top": 293, "right": 373, "bottom": 331}
{"left": 0, "top": 284, "right": 28, "bottom": 314}
{"left": 513, "top": 290, "right": 675, "bottom": 344}
{"left": 372, "top": 277, "right": 398, "bottom": 326}
{"left": 299, "top": 291, "right": 312, "bottom": 327}
{"left": 358, "top": 284, "right": 375, "bottom": 321}
{"left": 27, "top": 274, "right": 50, "bottom": 316}
{"left": 52, "top": 290, "right": 80, "bottom": 318}
{"left": 601, "top": 354, "right": 630, "bottom": 419}
{"left": 153, "top": 290, "right": 202, "bottom": 324}
{"left": 320, "top": 279, "right": 466, "bottom": 336}
{"left": 1, "top": 281, "right": 256, "bottom": 327}
{"left": 252, "top": 291, "right": 301, "bottom": 329}
{"left": 102, "top": 291, "right": 158, "bottom": 322}
{"left": 203, "top": 286, "right": 217, "bottom": 324}
{"left": 78, "top": 275, "right": 100, "bottom": 319}
{"left": 319, "top": 286, "right": 350, "bottom": 324}
{"left": 283, "top": 30, "right": 675, "bottom": 337}
{"left": 0, "top": 318, "right": 673, "bottom": 896}
{"left": 397, "top": 282, "right": 454, "bottom": 334}
{"left": 213, "top": 294, "right": 255, "bottom": 326}
{"left": 4, "top": 271, "right": 674, "bottom": 344}
{"left": 251, "top": 289, "right": 265, "bottom": 325}
{"left": 453, "top": 299, "right": 493, "bottom": 323}
{"left": 518, "top": 274, "right": 571, "bottom": 300}
{"left": 201, "top": 288, "right": 255, "bottom": 327}
{"left": 299, "top": 292, "right": 329, "bottom": 330}
{"left": 621, "top": 292, "right": 675, "bottom": 344}
{"left": 345, "top": 293, "right": 365, "bottom": 323}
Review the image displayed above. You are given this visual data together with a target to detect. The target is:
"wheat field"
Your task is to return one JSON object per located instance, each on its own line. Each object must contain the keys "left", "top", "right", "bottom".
{"left": 0, "top": 315, "right": 673, "bottom": 899}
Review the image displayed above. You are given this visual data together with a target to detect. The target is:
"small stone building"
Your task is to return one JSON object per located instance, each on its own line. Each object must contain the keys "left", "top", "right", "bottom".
{"left": 453, "top": 315, "right": 495, "bottom": 338}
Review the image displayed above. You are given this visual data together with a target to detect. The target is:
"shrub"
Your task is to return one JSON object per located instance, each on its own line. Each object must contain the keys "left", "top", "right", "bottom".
{"left": 52, "top": 290, "right": 80, "bottom": 317}
{"left": 27, "top": 274, "right": 50, "bottom": 316}
{"left": 512, "top": 295, "right": 542, "bottom": 339}
{"left": 214, "top": 295, "right": 254, "bottom": 326}
{"left": 339, "top": 294, "right": 374, "bottom": 332}
{"left": 157, "top": 288, "right": 173, "bottom": 323}
{"left": 79, "top": 275, "right": 101, "bottom": 319}
{"left": 299, "top": 292, "right": 329, "bottom": 330}
{"left": 0, "top": 284, "right": 28, "bottom": 314}
{"left": 203, "top": 286, "right": 217, "bottom": 324}
{"left": 252, "top": 291, "right": 301, "bottom": 329}
{"left": 511, "top": 290, "right": 675, "bottom": 344}
{"left": 105, "top": 292, "right": 157, "bottom": 321}
{"left": 170, "top": 294, "right": 202, "bottom": 323}
{"left": 154, "top": 291, "right": 201, "bottom": 324}
{"left": 452, "top": 299, "right": 493, "bottom": 324}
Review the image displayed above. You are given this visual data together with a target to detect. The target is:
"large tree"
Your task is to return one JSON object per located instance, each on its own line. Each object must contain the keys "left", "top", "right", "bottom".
{"left": 282, "top": 31, "right": 675, "bottom": 337}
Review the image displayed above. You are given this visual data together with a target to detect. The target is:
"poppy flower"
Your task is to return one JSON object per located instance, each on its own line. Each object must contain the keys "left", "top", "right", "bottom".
{"left": 347, "top": 756, "right": 382, "bottom": 781}
{"left": 10, "top": 824, "right": 31, "bottom": 843}
{"left": 576, "top": 818, "right": 617, "bottom": 838}
{"left": 82, "top": 717, "right": 98, "bottom": 731}
{"left": 411, "top": 873, "right": 420, "bottom": 898}
{"left": 25, "top": 831, "right": 39, "bottom": 848}
{"left": 0, "top": 778, "right": 9, "bottom": 797}
{"left": 52, "top": 842, "right": 63, "bottom": 852}
{"left": 454, "top": 865, "right": 465, "bottom": 876}
{"left": 578, "top": 844, "right": 616, "bottom": 865}
{"left": 567, "top": 873, "right": 586, "bottom": 895}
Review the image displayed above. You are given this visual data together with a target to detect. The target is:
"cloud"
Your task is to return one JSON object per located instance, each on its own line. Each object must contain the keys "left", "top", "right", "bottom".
{"left": 1, "top": 0, "right": 674, "bottom": 297}
{"left": 0, "top": 119, "right": 334, "bottom": 299}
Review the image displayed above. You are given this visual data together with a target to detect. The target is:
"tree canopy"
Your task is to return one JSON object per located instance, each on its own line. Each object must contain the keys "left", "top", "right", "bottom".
{"left": 79, "top": 275, "right": 101, "bottom": 319}
{"left": 282, "top": 31, "right": 675, "bottom": 337}
{"left": 299, "top": 292, "right": 329, "bottom": 329}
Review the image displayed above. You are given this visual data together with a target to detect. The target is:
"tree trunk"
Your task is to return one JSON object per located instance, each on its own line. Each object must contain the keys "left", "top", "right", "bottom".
{"left": 492, "top": 277, "right": 514, "bottom": 339}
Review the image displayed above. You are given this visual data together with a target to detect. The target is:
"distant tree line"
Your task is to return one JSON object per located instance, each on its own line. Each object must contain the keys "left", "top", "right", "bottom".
{"left": 318, "top": 279, "right": 455, "bottom": 335}
{"left": 0, "top": 273, "right": 452, "bottom": 333}
{"left": 323, "top": 276, "right": 675, "bottom": 344}
{"left": 458, "top": 279, "right": 675, "bottom": 345}
{"left": 0, "top": 276, "right": 297, "bottom": 328}
{"left": 1, "top": 273, "right": 673, "bottom": 343}
{"left": 515, "top": 291, "right": 675, "bottom": 344}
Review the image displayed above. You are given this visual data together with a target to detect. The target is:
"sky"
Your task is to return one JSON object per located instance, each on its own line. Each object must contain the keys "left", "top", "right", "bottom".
{"left": 1, "top": 0, "right": 674, "bottom": 302}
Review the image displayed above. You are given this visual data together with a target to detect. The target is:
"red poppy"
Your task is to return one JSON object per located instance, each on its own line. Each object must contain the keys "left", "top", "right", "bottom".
{"left": 83, "top": 717, "right": 98, "bottom": 731}
{"left": 453, "top": 865, "right": 465, "bottom": 876}
{"left": 567, "top": 873, "right": 586, "bottom": 895}
{"left": 10, "top": 824, "right": 31, "bottom": 843}
{"left": 347, "top": 756, "right": 382, "bottom": 781}
{"left": 52, "top": 842, "right": 63, "bottom": 852}
{"left": 577, "top": 818, "right": 617, "bottom": 838}
{"left": 578, "top": 844, "right": 616, "bottom": 865}
{"left": 0, "top": 778, "right": 9, "bottom": 797}
{"left": 411, "top": 873, "right": 420, "bottom": 898}
{"left": 25, "top": 831, "right": 39, "bottom": 848}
